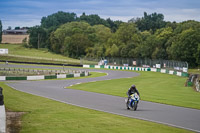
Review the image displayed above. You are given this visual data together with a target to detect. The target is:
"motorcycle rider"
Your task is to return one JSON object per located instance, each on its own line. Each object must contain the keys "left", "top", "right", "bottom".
{"left": 126, "top": 85, "right": 140, "bottom": 109}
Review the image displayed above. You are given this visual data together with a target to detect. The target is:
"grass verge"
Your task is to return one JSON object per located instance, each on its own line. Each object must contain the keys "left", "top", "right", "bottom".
{"left": 1, "top": 82, "right": 191, "bottom": 133}
{"left": 69, "top": 71, "right": 200, "bottom": 109}
{"left": 188, "top": 68, "right": 200, "bottom": 74}
{"left": 0, "top": 44, "right": 80, "bottom": 65}
{"left": 0, "top": 62, "right": 82, "bottom": 69}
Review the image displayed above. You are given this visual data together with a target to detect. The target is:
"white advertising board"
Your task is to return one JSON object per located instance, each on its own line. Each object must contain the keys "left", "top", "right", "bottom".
{"left": 183, "top": 67, "right": 188, "bottom": 72}
{"left": 0, "top": 49, "right": 8, "bottom": 54}
{"left": 156, "top": 64, "right": 161, "bottom": 68}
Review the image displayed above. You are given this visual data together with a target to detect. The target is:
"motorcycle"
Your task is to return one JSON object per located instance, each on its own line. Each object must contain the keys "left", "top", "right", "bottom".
{"left": 125, "top": 93, "right": 140, "bottom": 111}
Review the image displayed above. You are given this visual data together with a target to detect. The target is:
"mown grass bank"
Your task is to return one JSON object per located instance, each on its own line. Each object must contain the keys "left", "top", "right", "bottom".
{"left": 188, "top": 68, "right": 200, "bottom": 74}
{"left": 69, "top": 71, "right": 200, "bottom": 109}
{"left": 0, "top": 44, "right": 80, "bottom": 65}
{"left": 1, "top": 82, "right": 191, "bottom": 133}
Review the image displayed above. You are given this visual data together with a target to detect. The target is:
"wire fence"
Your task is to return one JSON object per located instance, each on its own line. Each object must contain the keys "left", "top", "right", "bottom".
{"left": 81, "top": 57, "right": 188, "bottom": 72}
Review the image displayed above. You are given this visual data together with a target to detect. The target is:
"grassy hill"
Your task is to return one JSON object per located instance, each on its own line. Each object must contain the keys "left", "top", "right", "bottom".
{"left": 0, "top": 44, "right": 81, "bottom": 65}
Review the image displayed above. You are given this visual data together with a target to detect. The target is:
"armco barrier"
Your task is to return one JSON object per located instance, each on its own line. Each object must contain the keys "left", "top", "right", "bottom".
{"left": 95, "top": 65, "right": 101, "bottom": 69}
{"left": 83, "top": 65, "right": 188, "bottom": 77}
{"left": 57, "top": 74, "right": 66, "bottom": 79}
{"left": 182, "top": 72, "right": 189, "bottom": 77}
{"left": 0, "top": 71, "right": 89, "bottom": 81}
{"left": 83, "top": 65, "right": 90, "bottom": 68}
{"left": 169, "top": 70, "right": 174, "bottom": 75}
{"left": 0, "top": 105, "right": 6, "bottom": 133}
{"left": 0, "top": 76, "right": 5, "bottom": 81}
{"left": 66, "top": 74, "right": 74, "bottom": 78}
{"left": 80, "top": 73, "right": 85, "bottom": 77}
{"left": 151, "top": 68, "right": 157, "bottom": 72}
{"left": 27, "top": 75, "right": 44, "bottom": 80}
{"left": 161, "top": 69, "right": 166, "bottom": 73}
{"left": 177, "top": 72, "right": 182, "bottom": 76}
{"left": 6, "top": 76, "right": 27, "bottom": 80}
{"left": 0, "top": 87, "right": 5, "bottom": 133}
{"left": 74, "top": 73, "right": 81, "bottom": 77}
{"left": 45, "top": 75, "right": 57, "bottom": 79}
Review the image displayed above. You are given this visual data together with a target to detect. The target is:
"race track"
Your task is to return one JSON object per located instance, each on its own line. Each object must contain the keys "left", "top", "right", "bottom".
{"left": 2, "top": 64, "right": 200, "bottom": 132}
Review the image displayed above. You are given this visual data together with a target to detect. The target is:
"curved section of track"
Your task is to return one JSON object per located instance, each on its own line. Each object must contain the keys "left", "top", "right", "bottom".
{"left": 2, "top": 64, "right": 200, "bottom": 132}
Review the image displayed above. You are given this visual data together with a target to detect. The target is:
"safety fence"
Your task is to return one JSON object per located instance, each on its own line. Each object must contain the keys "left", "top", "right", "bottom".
{"left": 0, "top": 70, "right": 89, "bottom": 81}
{"left": 83, "top": 65, "right": 189, "bottom": 77}
{"left": 81, "top": 57, "right": 188, "bottom": 72}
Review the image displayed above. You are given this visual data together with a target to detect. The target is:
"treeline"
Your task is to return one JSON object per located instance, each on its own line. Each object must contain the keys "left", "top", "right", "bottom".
{"left": 28, "top": 11, "right": 200, "bottom": 67}
{"left": 0, "top": 20, "right": 2, "bottom": 43}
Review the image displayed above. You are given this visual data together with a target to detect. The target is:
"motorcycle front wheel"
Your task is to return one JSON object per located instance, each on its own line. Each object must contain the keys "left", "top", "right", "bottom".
{"left": 132, "top": 102, "right": 137, "bottom": 111}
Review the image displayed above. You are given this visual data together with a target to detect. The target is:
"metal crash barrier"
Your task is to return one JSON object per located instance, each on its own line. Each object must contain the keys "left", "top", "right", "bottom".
{"left": 0, "top": 87, "right": 5, "bottom": 133}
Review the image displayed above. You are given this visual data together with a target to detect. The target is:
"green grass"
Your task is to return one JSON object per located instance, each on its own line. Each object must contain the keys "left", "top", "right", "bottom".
{"left": 0, "top": 44, "right": 80, "bottom": 65}
{"left": 1, "top": 82, "right": 192, "bottom": 133}
{"left": 69, "top": 71, "right": 200, "bottom": 109}
{"left": 188, "top": 68, "right": 200, "bottom": 74}
{"left": 0, "top": 62, "right": 82, "bottom": 68}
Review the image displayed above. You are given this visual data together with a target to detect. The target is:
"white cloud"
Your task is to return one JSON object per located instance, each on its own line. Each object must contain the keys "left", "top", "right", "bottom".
{"left": 154, "top": 8, "right": 200, "bottom": 22}
{"left": 1, "top": 0, "right": 200, "bottom": 29}
{"left": 2, "top": 18, "right": 40, "bottom": 29}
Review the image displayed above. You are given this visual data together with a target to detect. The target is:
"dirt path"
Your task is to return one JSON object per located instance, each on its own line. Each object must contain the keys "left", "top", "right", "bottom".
{"left": 6, "top": 110, "right": 25, "bottom": 133}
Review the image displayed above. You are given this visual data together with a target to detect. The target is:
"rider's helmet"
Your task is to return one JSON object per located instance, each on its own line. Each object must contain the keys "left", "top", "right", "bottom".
{"left": 131, "top": 85, "right": 136, "bottom": 90}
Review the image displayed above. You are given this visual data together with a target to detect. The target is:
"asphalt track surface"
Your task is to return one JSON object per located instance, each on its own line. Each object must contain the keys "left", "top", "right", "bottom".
{"left": 1, "top": 64, "right": 200, "bottom": 132}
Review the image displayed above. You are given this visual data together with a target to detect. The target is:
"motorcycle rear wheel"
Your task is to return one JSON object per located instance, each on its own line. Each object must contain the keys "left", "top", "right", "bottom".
{"left": 126, "top": 101, "right": 130, "bottom": 110}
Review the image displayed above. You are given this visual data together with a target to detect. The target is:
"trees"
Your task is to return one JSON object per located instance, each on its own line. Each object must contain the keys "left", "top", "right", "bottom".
{"left": 134, "top": 12, "right": 166, "bottom": 32}
{"left": 92, "top": 25, "right": 112, "bottom": 44}
{"left": 86, "top": 25, "right": 112, "bottom": 58}
{"left": 151, "top": 27, "right": 173, "bottom": 59}
{"left": 28, "top": 26, "right": 47, "bottom": 49}
{"left": 111, "top": 23, "right": 142, "bottom": 58}
{"left": 114, "top": 23, "right": 139, "bottom": 46}
{"left": 41, "top": 11, "right": 77, "bottom": 29}
{"left": 106, "top": 18, "right": 123, "bottom": 32}
{"left": 79, "top": 13, "right": 123, "bottom": 33}
{"left": 28, "top": 11, "right": 77, "bottom": 49}
{"left": 79, "top": 13, "right": 109, "bottom": 27}
{"left": 168, "top": 20, "right": 200, "bottom": 67}
{"left": 0, "top": 20, "right": 2, "bottom": 43}
{"left": 15, "top": 27, "right": 20, "bottom": 30}
{"left": 168, "top": 28, "right": 200, "bottom": 67}
{"left": 50, "top": 22, "right": 94, "bottom": 58}
{"left": 138, "top": 31, "right": 156, "bottom": 59}
{"left": 26, "top": 11, "right": 200, "bottom": 67}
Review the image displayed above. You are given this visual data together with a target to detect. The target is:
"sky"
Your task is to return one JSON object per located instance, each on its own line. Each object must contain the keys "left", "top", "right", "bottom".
{"left": 0, "top": 0, "right": 200, "bottom": 29}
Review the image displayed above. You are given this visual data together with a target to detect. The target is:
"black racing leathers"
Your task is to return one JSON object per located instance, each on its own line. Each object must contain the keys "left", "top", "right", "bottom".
{"left": 127, "top": 88, "right": 140, "bottom": 97}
